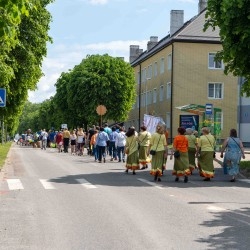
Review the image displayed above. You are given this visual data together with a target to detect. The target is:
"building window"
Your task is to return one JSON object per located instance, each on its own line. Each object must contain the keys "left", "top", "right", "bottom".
{"left": 208, "top": 53, "right": 223, "bottom": 69}
{"left": 160, "top": 58, "right": 164, "bottom": 74}
{"left": 166, "top": 82, "right": 171, "bottom": 99}
{"left": 159, "top": 85, "right": 164, "bottom": 101}
{"left": 153, "top": 88, "right": 157, "bottom": 103}
{"left": 147, "top": 90, "right": 152, "bottom": 105}
{"left": 154, "top": 62, "right": 158, "bottom": 77}
{"left": 147, "top": 64, "right": 152, "bottom": 79}
{"left": 208, "top": 83, "right": 223, "bottom": 99}
{"left": 215, "top": 111, "right": 223, "bottom": 130}
{"left": 167, "top": 54, "right": 172, "bottom": 70}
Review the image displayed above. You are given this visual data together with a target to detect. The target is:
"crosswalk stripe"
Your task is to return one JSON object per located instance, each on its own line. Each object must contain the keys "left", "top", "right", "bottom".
{"left": 7, "top": 179, "right": 24, "bottom": 190}
{"left": 40, "top": 179, "right": 56, "bottom": 189}
{"left": 76, "top": 178, "right": 97, "bottom": 189}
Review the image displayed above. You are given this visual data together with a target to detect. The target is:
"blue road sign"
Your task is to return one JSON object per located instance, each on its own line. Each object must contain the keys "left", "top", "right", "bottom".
{"left": 0, "top": 88, "right": 6, "bottom": 107}
{"left": 205, "top": 103, "right": 213, "bottom": 115}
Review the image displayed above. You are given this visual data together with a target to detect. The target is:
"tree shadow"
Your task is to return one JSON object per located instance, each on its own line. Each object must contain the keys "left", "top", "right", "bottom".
{"left": 195, "top": 207, "right": 250, "bottom": 250}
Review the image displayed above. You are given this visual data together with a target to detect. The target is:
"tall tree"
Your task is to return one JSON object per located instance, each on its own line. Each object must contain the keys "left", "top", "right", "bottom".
{"left": 54, "top": 54, "right": 137, "bottom": 127}
{"left": 205, "top": 0, "right": 250, "bottom": 96}
{"left": 0, "top": 0, "right": 53, "bottom": 133}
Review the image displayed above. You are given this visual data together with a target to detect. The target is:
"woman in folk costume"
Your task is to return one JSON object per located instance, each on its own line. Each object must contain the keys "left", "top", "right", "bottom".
{"left": 124, "top": 127, "right": 140, "bottom": 175}
{"left": 172, "top": 127, "right": 191, "bottom": 183}
{"left": 147, "top": 124, "right": 168, "bottom": 182}
{"left": 185, "top": 128, "right": 198, "bottom": 174}
{"left": 220, "top": 128, "right": 245, "bottom": 182}
{"left": 196, "top": 127, "right": 216, "bottom": 181}
{"left": 138, "top": 126, "right": 151, "bottom": 170}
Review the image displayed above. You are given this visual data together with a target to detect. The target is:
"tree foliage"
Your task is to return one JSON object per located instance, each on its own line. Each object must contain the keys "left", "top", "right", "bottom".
{"left": 53, "top": 54, "right": 137, "bottom": 128}
{"left": 205, "top": 0, "right": 250, "bottom": 96}
{"left": 0, "top": 0, "right": 53, "bottom": 134}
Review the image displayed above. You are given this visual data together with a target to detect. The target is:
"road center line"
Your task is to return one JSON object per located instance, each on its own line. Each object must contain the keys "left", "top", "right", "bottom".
{"left": 7, "top": 179, "right": 24, "bottom": 190}
{"left": 76, "top": 179, "right": 97, "bottom": 189}
{"left": 40, "top": 179, "right": 56, "bottom": 189}
{"left": 137, "top": 178, "right": 164, "bottom": 189}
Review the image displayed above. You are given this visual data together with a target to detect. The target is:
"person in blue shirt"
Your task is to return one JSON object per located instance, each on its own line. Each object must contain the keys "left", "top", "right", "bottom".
{"left": 108, "top": 127, "right": 118, "bottom": 161}
{"left": 96, "top": 127, "right": 109, "bottom": 163}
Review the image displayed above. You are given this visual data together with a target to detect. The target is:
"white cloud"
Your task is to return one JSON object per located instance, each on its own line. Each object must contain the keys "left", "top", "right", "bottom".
{"left": 28, "top": 39, "right": 147, "bottom": 103}
{"left": 89, "top": 0, "right": 109, "bottom": 5}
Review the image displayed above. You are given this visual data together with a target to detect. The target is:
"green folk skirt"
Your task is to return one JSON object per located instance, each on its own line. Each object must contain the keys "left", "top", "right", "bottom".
{"left": 126, "top": 150, "right": 140, "bottom": 171}
{"left": 198, "top": 151, "right": 214, "bottom": 178}
{"left": 172, "top": 151, "right": 191, "bottom": 176}
{"left": 150, "top": 150, "right": 166, "bottom": 177}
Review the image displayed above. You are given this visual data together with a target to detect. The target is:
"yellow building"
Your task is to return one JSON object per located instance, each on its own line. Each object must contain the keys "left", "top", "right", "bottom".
{"left": 126, "top": 4, "right": 238, "bottom": 143}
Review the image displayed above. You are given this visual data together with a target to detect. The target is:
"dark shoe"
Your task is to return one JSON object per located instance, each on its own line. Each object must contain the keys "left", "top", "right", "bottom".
{"left": 203, "top": 178, "right": 211, "bottom": 181}
{"left": 175, "top": 177, "right": 179, "bottom": 182}
{"left": 157, "top": 178, "right": 161, "bottom": 182}
{"left": 145, "top": 164, "right": 148, "bottom": 169}
{"left": 118, "top": 160, "right": 121, "bottom": 162}
{"left": 103, "top": 158, "right": 106, "bottom": 163}
{"left": 230, "top": 177, "right": 236, "bottom": 182}
{"left": 133, "top": 171, "right": 136, "bottom": 175}
{"left": 184, "top": 176, "right": 188, "bottom": 183}
{"left": 141, "top": 166, "right": 146, "bottom": 170}
{"left": 125, "top": 169, "right": 128, "bottom": 173}
{"left": 98, "top": 161, "right": 102, "bottom": 163}
{"left": 154, "top": 174, "right": 158, "bottom": 181}
{"left": 123, "top": 159, "right": 125, "bottom": 163}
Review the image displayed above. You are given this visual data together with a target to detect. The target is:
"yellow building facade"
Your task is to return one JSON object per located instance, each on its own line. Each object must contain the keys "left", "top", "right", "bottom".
{"left": 126, "top": 8, "right": 238, "bottom": 142}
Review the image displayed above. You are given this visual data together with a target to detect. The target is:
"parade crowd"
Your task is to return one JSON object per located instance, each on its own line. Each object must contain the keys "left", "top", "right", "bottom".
{"left": 19, "top": 124, "right": 246, "bottom": 183}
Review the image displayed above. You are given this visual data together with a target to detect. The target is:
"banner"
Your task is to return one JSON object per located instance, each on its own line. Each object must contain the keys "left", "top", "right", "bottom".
{"left": 143, "top": 114, "right": 165, "bottom": 135}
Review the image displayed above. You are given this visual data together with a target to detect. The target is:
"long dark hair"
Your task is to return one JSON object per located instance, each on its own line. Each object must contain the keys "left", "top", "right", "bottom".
{"left": 126, "top": 127, "right": 135, "bottom": 137}
{"left": 230, "top": 129, "right": 237, "bottom": 138}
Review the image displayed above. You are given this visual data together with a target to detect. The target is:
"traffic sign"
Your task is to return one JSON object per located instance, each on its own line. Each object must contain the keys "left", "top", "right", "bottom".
{"left": 0, "top": 88, "right": 6, "bottom": 107}
{"left": 205, "top": 103, "right": 213, "bottom": 115}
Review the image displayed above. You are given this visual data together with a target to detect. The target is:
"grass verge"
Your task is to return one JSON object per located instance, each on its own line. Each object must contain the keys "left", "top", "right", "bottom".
{"left": 0, "top": 142, "right": 12, "bottom": 170}
{"left": 240, "top": 161, "right": 250, "bottom": 169}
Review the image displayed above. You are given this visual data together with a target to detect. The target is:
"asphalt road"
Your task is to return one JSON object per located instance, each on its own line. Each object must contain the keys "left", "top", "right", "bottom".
{"left": 0, "top": 144, "right": 250, "bottom": 250}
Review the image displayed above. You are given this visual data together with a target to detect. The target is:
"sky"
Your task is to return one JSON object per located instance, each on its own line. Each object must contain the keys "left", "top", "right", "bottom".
{"left": 28, "top": 0, "right": 200, "bottom": 103}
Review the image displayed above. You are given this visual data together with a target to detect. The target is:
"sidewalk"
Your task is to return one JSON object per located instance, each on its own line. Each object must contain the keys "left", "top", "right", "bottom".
{"left": 214, "top": 148, "right": 250, "bottom": 179}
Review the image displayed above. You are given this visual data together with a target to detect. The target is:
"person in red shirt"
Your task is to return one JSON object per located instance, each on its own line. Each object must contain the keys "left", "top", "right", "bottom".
{"left": 55, "top": 131, "right": 63, "bottom": 153}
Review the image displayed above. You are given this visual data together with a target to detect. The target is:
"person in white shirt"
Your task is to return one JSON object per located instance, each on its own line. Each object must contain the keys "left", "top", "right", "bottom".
{"left": 115, "top": 127, "right": 126, "bottom": 162}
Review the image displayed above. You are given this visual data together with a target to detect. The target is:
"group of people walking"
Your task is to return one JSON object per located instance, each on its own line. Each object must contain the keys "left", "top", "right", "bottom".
{"left": 37, "top": 123, "right": 246, "bottom": 183}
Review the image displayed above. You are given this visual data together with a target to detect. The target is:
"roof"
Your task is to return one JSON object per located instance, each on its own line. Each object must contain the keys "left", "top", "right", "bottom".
{"left": 131, "top": 9, "right": 221, "bottom": 66}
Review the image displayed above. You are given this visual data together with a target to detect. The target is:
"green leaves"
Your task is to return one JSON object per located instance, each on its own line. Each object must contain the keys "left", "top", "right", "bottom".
{"left": 205, "top": 0, "right": 250, "bottom": 96}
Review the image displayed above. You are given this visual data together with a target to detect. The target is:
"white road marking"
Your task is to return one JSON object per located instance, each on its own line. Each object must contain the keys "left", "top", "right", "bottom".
{"left": 137, "top": 178, "right": 164, "bottom": 189}
{"left": 76, "top": 179, "right": 97, "bottom": 189}
{"left": 40, "top": 179, "right": 56, "bottom": 189}
{"left": 207, "top": 206, "right": 226, "bottom": 212}
{"left": 7, "top": 179, "right": 24, "bottom": 190}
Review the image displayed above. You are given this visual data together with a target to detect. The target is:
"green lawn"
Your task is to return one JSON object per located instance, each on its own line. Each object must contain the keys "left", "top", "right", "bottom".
{"left": 0, "top": 142, "right": 12, "bottom": 170}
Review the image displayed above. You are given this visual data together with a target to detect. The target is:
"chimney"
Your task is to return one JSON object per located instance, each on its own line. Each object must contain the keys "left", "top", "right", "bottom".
{"left": 129, "top": 45, "right": 143, "bottom": 63}
{"left": 147, "top": 36, "right": 158, "bottom": 51}
{"left": 170, "top": 10, "right": 184, "bottom": 37}
{"left": 198, "top": 0, "right": 208, "bottom": 14}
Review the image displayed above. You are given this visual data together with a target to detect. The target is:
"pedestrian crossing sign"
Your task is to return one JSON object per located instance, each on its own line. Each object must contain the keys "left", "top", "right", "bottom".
{"left": 0, "top": 88, "right": 6, "bottom": 107}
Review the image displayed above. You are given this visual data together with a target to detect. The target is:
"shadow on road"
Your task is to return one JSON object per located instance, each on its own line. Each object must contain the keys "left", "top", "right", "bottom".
{"left": 195, "top": 207, "right": 250, "bottom": 250}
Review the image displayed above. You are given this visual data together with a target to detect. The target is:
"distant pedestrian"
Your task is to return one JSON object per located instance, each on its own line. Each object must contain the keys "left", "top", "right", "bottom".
{"left": 63, "top": 128, "right": 70, "bottom": 153}
{"left": 115, "top": 127, "right": 126, "bottom": 162}
{"left": 138, "top": 126, "right": 151, "bottom": 170}
{"left": 41, "top": 129, "right": 48, "bottom": 150}
{"left": 55, "top": 131, "right": 63, "bottom": 153}
{"left": 220, "top": 128, "right": 245, "bottom": 182}
{"left": 70, "top": 130, "right": 77, "bottom": 155}
{"left": 96, "top": 127, "right": 109, "bottom": 163}
{"left": 108, "top": 127, "right": 118, "bottom": 161}
{"left": 125, "top": 127, "right": 139, "bottom": 175}
{"left": 185, "top": 128, "right": 198, "bottom": 174}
